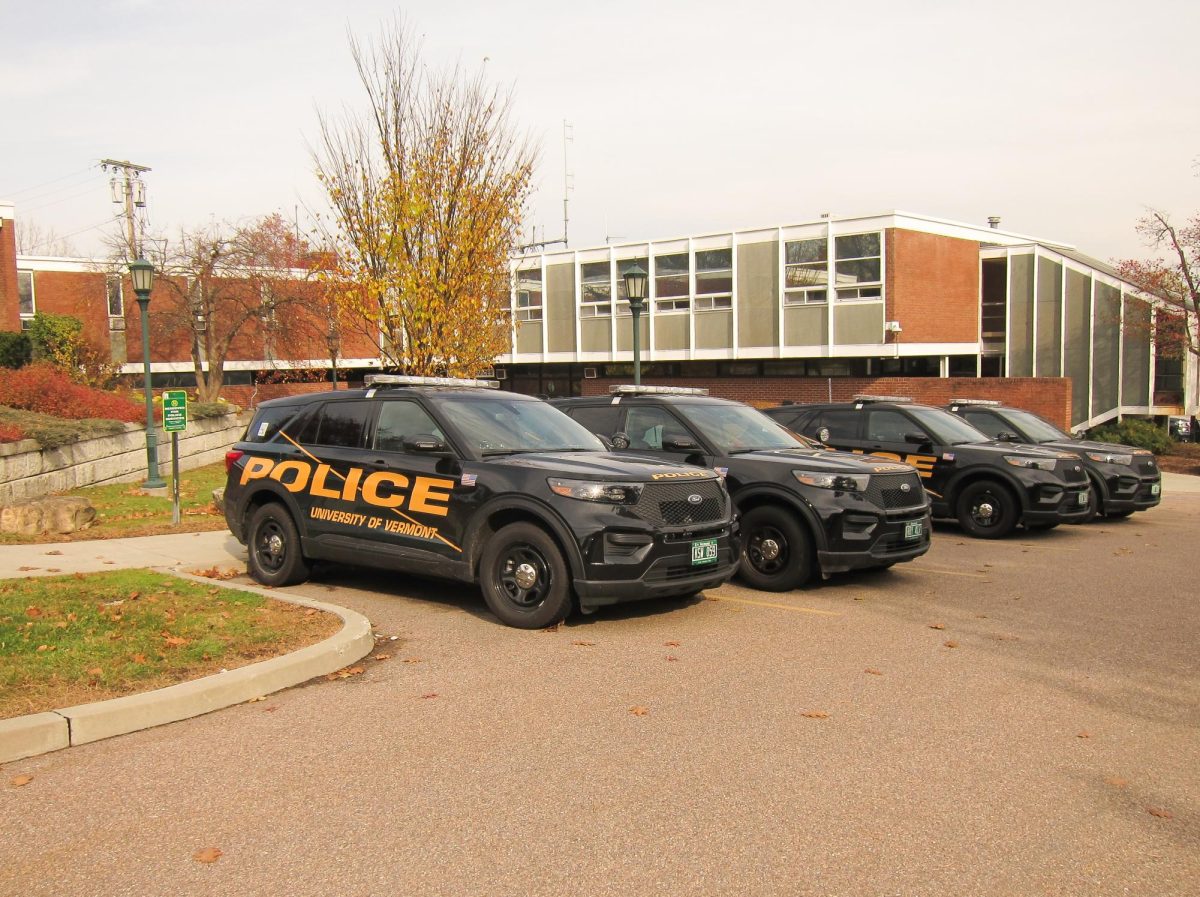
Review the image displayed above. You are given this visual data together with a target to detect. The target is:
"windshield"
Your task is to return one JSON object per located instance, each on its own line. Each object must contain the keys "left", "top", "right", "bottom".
{"left": 1003, "top": 409, "right": 1070, "bottom": 442}
{"left": 905, "top": 405, "right": 992, "bottom": 445}
{"left": 680, "top": 402, "right": 807, "bottom": 454}
{"left": 442, "top": 395, "right": 604, "bottom": 454}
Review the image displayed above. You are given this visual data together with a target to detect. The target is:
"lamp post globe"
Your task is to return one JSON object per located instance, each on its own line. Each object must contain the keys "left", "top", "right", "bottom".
{"left": 622, "top": 262, "right": 648, "bottom": 386}
{"left": 129, "top": 257, "right": 166, "bottom": 489}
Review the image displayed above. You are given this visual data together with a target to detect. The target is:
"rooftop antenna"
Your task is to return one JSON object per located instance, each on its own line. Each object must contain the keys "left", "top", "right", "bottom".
{"left": 517, "top": 119, "right": 572, "bottom": 253}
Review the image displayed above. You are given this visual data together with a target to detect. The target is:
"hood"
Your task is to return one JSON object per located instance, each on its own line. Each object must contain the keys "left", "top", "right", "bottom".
{"left": 951, "top": 440, "right": 1078, "bottom": 461}
{"left": 731, "top": 447, "right": 916, "bottom": 474}
{"left": 484, "top": 450, "right": 720, "bottom": 483}
{"left": 1038, "top": 438, "right": 1149, "bottom": 457}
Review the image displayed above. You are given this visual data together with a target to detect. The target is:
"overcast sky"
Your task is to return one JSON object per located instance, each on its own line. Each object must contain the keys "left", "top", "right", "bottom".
{"left": 2, "top": 0, "right": 1197, "bottom": 262}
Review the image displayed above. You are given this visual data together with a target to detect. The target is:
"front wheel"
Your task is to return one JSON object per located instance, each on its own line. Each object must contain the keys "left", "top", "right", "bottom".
{"left": 246, "top": 503, "right": 311, "bottom": 587}
{"left": 479, "top": 523, "right": 572, "bottom": 629}
{"left": 737, "top": 506, "right": 814, "bottom": 592}
{"left": 955, "top": 481, "right": 1019, "bottom": 539}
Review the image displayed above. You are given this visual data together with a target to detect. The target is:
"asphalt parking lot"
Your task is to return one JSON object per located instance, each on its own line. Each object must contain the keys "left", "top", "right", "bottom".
{"left": 4, "top": 493, "right": 1198, "bottom": 897}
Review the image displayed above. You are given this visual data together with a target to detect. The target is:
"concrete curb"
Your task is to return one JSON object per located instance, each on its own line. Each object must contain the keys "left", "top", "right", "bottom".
{"left": 0, "top": 570, "right": 374, "bottom": 764}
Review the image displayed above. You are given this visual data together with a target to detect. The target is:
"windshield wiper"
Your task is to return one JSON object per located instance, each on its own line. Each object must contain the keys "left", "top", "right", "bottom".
{"left": 481, "top": 448, "right": 530, "bottom": 457}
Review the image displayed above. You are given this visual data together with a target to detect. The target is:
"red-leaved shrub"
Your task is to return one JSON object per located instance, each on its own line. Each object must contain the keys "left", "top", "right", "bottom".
{"left": 0, "top": 423, "right": 26, "bottom": 443}
{"left": 0, "top": 363, "right": 143, "bottom": 423}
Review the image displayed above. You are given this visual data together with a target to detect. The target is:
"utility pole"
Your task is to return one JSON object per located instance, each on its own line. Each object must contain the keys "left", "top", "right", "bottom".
{"left": 101, "top": 159, "right": 151, "bottom": 258}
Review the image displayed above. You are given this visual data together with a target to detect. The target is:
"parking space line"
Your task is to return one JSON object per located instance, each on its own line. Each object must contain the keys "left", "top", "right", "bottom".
{"left": 705, "top": 595, "right": 842, "bottom": 616}
{"left": 911, "top": 565, "right": 991, "bottom": 578}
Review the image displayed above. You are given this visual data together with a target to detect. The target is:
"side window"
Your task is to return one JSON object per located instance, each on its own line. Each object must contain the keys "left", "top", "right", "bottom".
{"left": 375, "top": 400, "right": 444, "bottom": 452}
{"left": 624, "top": 406, "right": 693, "bottom": 450}
{"left": 961, "top": 411, "right": 1007, "bottom": 439}
{"left": 567, "top": 405, "right": 622, "bottom": 438}
{"left": 294, "top": 401, "right": 371, "bottom": 448}
{"left": 812, "top": 409, "right": 859, "bottom": 441}
{"left": 245, "top": 405, "right": 304, "bottom": 443}
{"left": 868, "top": 410, "right": 926, "bottom": 443}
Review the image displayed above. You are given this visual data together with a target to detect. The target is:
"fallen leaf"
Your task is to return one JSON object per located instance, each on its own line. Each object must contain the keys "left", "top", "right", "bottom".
{"left": 421, "top": 693, "right": 439, "bottom": 699}
{"left": 664, "top": 640, "right": 681, "bottom": 647}
{"left": 929, "top": 623, "right": 945, "bottom": 630}
{"left": 193, "top": 847, "right": 223, "bottom": 864}
{"left": 571, "top": 640, "right": 595, "bottom": 647}
{"left": 25, "top": 606, "right": 43, "bottom": 618}
{"left": 303, "top": 609, "right": 317, "bottom": 617}
{"left": 132, "top": 653, "right": 147, "bottom": 664}
{"left": 10, "top": 775, "right": 33, "bottom": 787}
{"left": 128, "top": 591, "right": 140, "bottom": 600}
{"left": 17, "top": 566, "right": 37, "bottom": 572}
{"left": 44, "top": 550, "right": 63, "bottom": 556}
{"left": 87, "top": 667, "right": 103, "bottom": 677}
{"left": 629, "top": 706, "right": 650, "bottom": 716}
{"left": 325, "top": 666, "right": 365, "bottom": 680}
{"left": 401, "top": 658, "right": 423, "bottom": 664}
{"left": 1077, "top": 731, "right": 1092, "bottom": 739}
{"left": 66, "top": 612, "right": 77, "bottom": 622}
{"left": 665, "top": 655, "right": 679, "bottom": 662}
{"left": 540, "top": 622, "right": 562, "bottom": 632}
{"left": 163, "top": 636, "right": 187, "bottom": 648}
{"left": 36, "top": 645, "right": 50, "bottom": 652}
{"left": 1146, "top": 807, "right": 1174, "bottom": 819}
{"left": 55, "top": 621, "right": 68, "bottom": 629}
{"left": 801, "top": 711, "right": 829, "bottom": 719}
{"left": 102, "top": 560, "right": 115, "bottom": 565}
{"left": 944, "top": 640, "right": 959, "bottom": 649}
{"left": 246, "top": 696, "right": 266, "bottom": 703}
{"left": 864, "top": 668, "right": 883, "bottom": 676}
{"left": 46, "top": 568, "right": 61, "bottom": 573}
{"left": 1104, "top": 776, "right": 1128, "bottom": 788}
{"left": 263, "top": 706, "right": 278, "bottom": 713}
{"left": 372, "top": 653, "right": 391, "bottom": 661}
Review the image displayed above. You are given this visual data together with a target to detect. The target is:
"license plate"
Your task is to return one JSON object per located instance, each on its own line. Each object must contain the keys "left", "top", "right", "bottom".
{"left": 903, "top": 521, "right": 924, "bottom": 541}
{"left": 1077, "top": 491, "right": 1089, "bottom": 506}
{"left": 691, "top": 538, "right": 719, "bottom": 566}
{"left": 1151, "top": 482, "right": 1161, "bottom": 496}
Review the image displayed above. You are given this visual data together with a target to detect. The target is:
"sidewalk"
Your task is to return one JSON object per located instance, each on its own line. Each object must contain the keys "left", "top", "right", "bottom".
{"left": 0, "top": 530, "right": 247, "bottom": 579}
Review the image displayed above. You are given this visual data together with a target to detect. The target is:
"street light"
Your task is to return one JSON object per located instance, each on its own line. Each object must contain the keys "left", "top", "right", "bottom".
{"left": 622, "top": 262, "right": 648, "bottom": 386}
{"left": 129, "top": 257, "right": 165, "bottom": 488}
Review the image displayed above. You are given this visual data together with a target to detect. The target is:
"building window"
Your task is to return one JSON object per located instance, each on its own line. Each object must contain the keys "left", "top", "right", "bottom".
{"left": 17, "top": 270, "right": 35, "bottom": 328}
{"left": 695, "top": 249, "right": 732, "bottom": 311}
{"left": 515, "top": 268, "right": 542, "bottom": 322}
{"left": 833, "top": 232, "right": 882, "bottom": 300}
{"left": 580, "top": 261, "right": 611, "bottom": 317}
{"left": 784, "top": 238, "right": 828, "bottom": 305}
{"left": 615, "top": 257, "right": 649, "bottom": 316}
{"left": 106, "top": 275, "right": 124, "bottom": 317}
{"left": 654, "top": 252, "right": 689, "bottom": 313}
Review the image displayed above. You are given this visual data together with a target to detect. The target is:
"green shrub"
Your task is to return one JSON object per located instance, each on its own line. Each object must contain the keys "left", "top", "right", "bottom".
{"left": 1087, "top": 418, "right": 1175, "bottom": 455}
{"left": 0, "top": 331, "right": 31, "bottom": 369}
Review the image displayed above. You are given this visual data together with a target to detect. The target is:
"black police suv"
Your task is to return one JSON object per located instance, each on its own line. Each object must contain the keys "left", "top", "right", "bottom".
{"left": 945, "top": 399, "right": 1162, "bottom": 521}
{"left": 223, "top": 376, "right": 739, "bottom": 629}
{"left": 551, "top": 387, "right": 931, "bottom": 592}
{"left": 764, "top": 396, "right": 1091, "bottom": 539}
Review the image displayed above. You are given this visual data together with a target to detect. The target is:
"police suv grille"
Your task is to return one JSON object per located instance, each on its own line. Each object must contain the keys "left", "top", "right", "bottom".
{"left": 634, "top": 481, "right": 727, "bottom": 527}
{"left": 865, "top": 472, "right": 925, "bottom": 510}
{"left": 1059, "top": 463, "right": 1087, "bottom": 483}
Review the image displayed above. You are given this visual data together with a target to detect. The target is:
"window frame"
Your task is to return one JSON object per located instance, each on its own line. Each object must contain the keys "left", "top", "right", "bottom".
{"left": 694, "top": 248, "right": 732, "bottom": 313}
{"left": 579, "top": 261, "right": 612, "bottom": 318}
{"left": 833, "top": 231, "right": 883, "bottom": 302}
{"left": 17, "top": 270, "right": 35, "bottom": 327}
{"left": 515, "top": 267, "right": 543, "bottom": 323}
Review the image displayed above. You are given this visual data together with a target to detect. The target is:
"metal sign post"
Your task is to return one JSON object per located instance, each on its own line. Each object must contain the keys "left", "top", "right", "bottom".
{"left": 162, "top": 390, "right": 188, "bottom": 525}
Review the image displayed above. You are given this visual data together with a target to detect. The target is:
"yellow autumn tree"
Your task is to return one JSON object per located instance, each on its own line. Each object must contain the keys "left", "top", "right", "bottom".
{"left": 313, "top": 21, "right": 536, "bottom": 375}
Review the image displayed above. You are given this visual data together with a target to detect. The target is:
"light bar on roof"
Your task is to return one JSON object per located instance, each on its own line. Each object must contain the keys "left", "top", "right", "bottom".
{"left": 851, "top": 394, "right": 913, "bottom": 404}
{"left": 610, "top": 385, "right": 710, "bottom": 396}
{"left": 949, "top": 398, "right": 1002, "bottom": 406}
{"left": 364, "top": 374, "right": 500, "bottom": 389}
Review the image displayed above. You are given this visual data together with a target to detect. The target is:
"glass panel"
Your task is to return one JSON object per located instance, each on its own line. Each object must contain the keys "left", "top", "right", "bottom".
{"left": 625, "top": 407, "right": 697, "bottom": 451}
{"left": 374, "top": 400, "right": 445, "bottom": 452}
{"left": 835, "top": 233, "right": 880, "bottom": 259}
{"left": 654, "top": 253, "right": 689, "bottom": 276}
{"left": 785, "top": 265, "right": 828, "bottom": 288}
{"left": 695, "top": 248, "right": 732, "bottom": 271}
{"left": 785, "top": 239, "right": 826, "bottom": 264}
{"left": 440, "top": 394, "right": 603, "bottom": 453}
{"left": 835, "top": 259, "right": 881, "bottom": 284}
{"left": 868, "top": 410, "right": 926, "bottom": 443}
{"left": 17, "top": 271, "right": 34, "bottom": 316}
{"left": 315, "top": 401, "right": 371, "bottom": 448}
{"left": 580, "top": 261, "right": 611, "bottom": 306}
{"left": 656, "top": 274, "right": 689, "bottom": 298}
{"left": 106, "top": 276, "right": 123, "bottom": 317}
{"left": 696, "top": 270, "right": 732, "bottom": 295}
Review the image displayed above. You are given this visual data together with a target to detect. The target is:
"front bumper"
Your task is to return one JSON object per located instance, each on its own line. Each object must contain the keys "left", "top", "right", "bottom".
{"left": 818, "top": 507, "right": 932, "bottom": 573}
{"left": 573, "top": 521, "right": 739, "bottom": 607}
{"left": 1020, "top": 478, "right": 1091, "bottom": 524}
{"left": 1100, "top": 470, "right": 1162, "bottom": 513}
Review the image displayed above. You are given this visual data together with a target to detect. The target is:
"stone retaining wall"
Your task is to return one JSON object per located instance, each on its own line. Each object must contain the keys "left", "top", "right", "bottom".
{"left": 0, "top": 412, "right": 248, "bottom": 503}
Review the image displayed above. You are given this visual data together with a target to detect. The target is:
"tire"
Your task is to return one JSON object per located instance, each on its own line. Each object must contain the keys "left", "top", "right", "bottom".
{"left": 737, "top": 505, "right": 814, "bottom": 592}
{"left": 246, "top": 503, "right": 311, "bottom": 587}
{"left": 1106, "top": 509, "right": 1136, "bottom": 519}
{"left": 479, "top": 522, "right": 573, "bottom": 629}
{"left": 955, "top": 480, "right": 1020, "bottom": 540}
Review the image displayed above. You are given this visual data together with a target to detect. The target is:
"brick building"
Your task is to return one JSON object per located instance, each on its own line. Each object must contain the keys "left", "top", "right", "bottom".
{"left": 1, "top": 202, "right": 1195, "bottom": 429}
{"left": 502, "top": 211, "right": 1198, "bottom": 430}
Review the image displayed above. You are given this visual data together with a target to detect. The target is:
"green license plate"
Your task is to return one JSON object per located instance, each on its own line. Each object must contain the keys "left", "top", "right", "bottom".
{"left": 691, "top": 538, "right": 719, "bottom": 566}
{"left": 1151, "top": 482, "right": 1161, "bottom": 496}
{"left": 903, "top": 521, "right": 924, "bottom": 541}
{"left": 1077, "top": 490, "right": 1089, "bottom": 506}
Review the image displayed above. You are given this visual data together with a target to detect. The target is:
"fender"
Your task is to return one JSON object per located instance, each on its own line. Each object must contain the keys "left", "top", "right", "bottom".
{"left": 235, "top": 481, "right": 309, "bottom": 538}
{"left": 726, "top": 483, "right": 829, "bottom": 553}
{"left": 461, "top": 494, "right": 587, "bottom": 581}
{"left": 941, "top": 467, "right": 1032, "bottom": 511}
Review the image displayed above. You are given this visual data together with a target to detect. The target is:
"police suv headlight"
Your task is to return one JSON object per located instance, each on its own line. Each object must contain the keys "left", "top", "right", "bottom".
{"left": 548, "top": 478, "right": 644, "bottom": 504}
{"left": 793, "top": 471, "right": 870, "bottom": 492}
{"left": 1085, "top": 451, "right": 1133, "bottom": 466}
{"left": 1003, "top": 455, "right": 1057, "bottom": 471}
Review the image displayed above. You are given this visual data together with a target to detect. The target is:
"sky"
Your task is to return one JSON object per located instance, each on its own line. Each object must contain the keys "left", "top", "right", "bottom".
{"left": 2, "top": 0, "right": 1197, "bottom": 263}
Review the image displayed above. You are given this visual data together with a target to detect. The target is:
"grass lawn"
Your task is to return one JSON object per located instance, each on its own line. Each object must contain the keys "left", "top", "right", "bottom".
{"left": 0, "top": 568, "right": 340, "bottom": 719}
{"left": 0, "top": 461, "right": 230, "bottom": 543}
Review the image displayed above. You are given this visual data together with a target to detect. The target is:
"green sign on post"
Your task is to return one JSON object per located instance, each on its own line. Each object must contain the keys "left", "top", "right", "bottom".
{"left": 163, "top": 390, "right": 188, "bottom": 433}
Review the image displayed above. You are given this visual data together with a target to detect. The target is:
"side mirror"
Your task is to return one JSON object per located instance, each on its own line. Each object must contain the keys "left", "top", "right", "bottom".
{"left": 904, "top": 432, "right": 933, "bottom": 449}
{"left": 998, "top": 431, "right": 1023, "bottom": 442}
{"left": 596, "top": 434, "right": 613, "bottom": 450}
{"left": 663, "top": 436, "right": 701, "bottom": 452}
{"left": 403, "top": 434, "right": 451, "bottom": 454}
{"left": 610, "top": 432, "right": 631, "bottom": 450}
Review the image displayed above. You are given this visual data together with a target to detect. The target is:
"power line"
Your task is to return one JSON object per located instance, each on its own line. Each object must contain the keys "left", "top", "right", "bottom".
{"left": 8, "top": 170, "right": 105, "bottom": 208}
{"left": 20, "top": 180, "right": 109, "bottom": 215}
{"left": 0, "top": 164, "right": 100, "bottom": 199}
{"left": 20, "top": 214, "right": 124, "bottom": 255}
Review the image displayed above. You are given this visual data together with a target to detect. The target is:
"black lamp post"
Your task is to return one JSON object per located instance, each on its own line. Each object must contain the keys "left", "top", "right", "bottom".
{"left": 623, "top": 262, "right": 648, "bottom": 385}
{"left": 129, "top": 257, "right": 165, "bottom": 488}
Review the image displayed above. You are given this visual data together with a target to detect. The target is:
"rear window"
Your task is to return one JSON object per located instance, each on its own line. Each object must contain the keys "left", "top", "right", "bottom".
{"left": 566, "top": 405, "right": 622, "bottom": 438}
{"left": 809, "top": 409, "right": 859, "bottom": 441}
{"left": 244, "top": 405, "right": 305, "bottom": 443}
{"left": 291, "top": 400, "right": 372, "bottom": 448}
